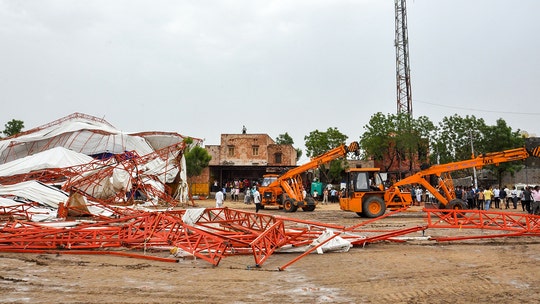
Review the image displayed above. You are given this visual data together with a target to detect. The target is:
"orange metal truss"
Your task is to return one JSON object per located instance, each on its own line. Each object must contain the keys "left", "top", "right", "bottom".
{"left": 424, "top": 208, "right": 540, "bottom": 241}
{"left": 1, "top": 207, "right": 540, "bottom": 270}
{"left": 0, "top": 142, "right": 188, "bottom": 215}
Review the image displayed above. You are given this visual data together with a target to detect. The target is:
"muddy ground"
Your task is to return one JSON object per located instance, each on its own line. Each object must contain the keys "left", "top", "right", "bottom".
{"left": 1, "top": 199, "right": 540, "bottom": 304}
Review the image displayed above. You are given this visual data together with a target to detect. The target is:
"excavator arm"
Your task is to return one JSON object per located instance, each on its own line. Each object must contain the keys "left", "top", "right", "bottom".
{"left": 392, "top": 146, "right": 540, "bottom": 207}
{"left": 271, "top": 142, "right": 359, "bottom": 184}
{"left": 260, "top": 142, "right": 360, "bottom": 211}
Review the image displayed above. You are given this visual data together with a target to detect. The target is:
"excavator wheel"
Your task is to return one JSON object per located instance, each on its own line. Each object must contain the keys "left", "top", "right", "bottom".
{"left": 283, "top": 199, "right": 298, "bottom": 212}
{"left": 301, "top": 197, "right": 316, "bottom": 212}
{"left": 362, "top": 196, "right": 386, "bottom": 218}
{"left": 446, "top": 199, "right": 468, "bottom": 210}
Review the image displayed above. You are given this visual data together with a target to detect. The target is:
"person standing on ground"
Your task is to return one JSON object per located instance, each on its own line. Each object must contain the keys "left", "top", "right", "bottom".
{"left": 230, "top": 187, "right": 236, "bottom": 202}
{"left": 511, "top": 186, "right": 519, "bottom": 209}
{"left": 330, "top": 188, "right": 337, "bottom": 203}
{"left": 322, "top": 188, "right": 329, "bottom": 205}
{"left": 222, "top": 185, "right": 227, "bottom": 202}
{"left": 215, "top": 190, "right": 224, "bottom": 208}
{"left": 500, "top": 186, "right": 507, "bottom": 209}
{"left": 253, "top": 186, "right": 261, "bottom": 213}
{"left": 235, "top": 187, "right": 240, "bottom": 202}
{"left": 521, "top": 186, "right": 532, "bottom": 213}
{"left": 483, "top": 187, "right": 493, "bottom": 211}
{"left": 455, "top": 186, "right": 463, "bottom": 201}
{"left": 244, "top": 187, "right": 251, "bottom": 204}
{"left": 531, "top": 186, "right": 540, "bottom": 215}
{"left": 477, "top": 188, "right": 485, "bottom": 210}
{"left": 493, "top": 187, "right": 500, "bottom": 209}
{"left": 467, "top": 187, "right": 476, "bottom": 209}
{"left": 415, "top": 187, "right": 423, "bottom": 206}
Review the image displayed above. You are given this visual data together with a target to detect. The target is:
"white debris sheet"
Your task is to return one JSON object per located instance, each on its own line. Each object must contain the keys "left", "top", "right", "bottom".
{"left": 0, "top": 147, "right": 94, "bottom": 177}
{"left": 0, "top": 181, "right": 113, "bottom": 221}
{"left": 277, "top": 230, "right": 354, "bottom": 254}
{"left": 0, "top": 116, "right": 155, "bottom": 164}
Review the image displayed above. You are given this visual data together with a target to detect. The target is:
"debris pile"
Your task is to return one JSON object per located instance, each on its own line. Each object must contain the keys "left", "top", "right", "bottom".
{"left": 1, "top": 113, "right": 540, "bottom": 270}
{"left": 0, "top": 112, "right": 199, "bottom": 222}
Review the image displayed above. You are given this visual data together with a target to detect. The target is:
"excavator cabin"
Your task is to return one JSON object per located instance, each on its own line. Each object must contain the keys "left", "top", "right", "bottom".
{"left": 339, "top": 168, "right": 412, "bottom": 218}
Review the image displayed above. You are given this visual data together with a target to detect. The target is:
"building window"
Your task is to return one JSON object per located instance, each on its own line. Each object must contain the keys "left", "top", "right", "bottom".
{"left": 275, "top": 153, "right": 282, "bottom": 164}
{"left": 252, "top": 145, "right": 259, "bottom": 156}
{"left": 228, "top": 146, "right": 235, "bottom": 157}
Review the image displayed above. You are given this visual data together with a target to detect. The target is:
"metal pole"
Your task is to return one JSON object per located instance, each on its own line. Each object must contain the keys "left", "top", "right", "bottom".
{"left": 469, "top": 130, "right": 478, "bottom": 189}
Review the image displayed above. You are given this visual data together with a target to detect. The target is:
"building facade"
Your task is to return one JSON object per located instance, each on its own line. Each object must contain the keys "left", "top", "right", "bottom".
{"left": 201, "top": 133, "right": 297, "bottom": 194}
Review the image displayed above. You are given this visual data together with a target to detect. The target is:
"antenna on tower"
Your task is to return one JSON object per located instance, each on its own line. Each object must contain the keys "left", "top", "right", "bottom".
{"left": 395, "top": 0, "right": 413, "bottom": 116}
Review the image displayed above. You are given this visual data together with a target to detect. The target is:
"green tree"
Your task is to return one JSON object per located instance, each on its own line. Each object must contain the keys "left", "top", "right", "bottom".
{"left": 304, "top": 127, "right": 348, "bottom": 158}
{"left": 276, "top": 132, "right": 294, "bottom": 145}
{"left": 431, "top": 114, "right": 487, "bottom": 165}
{"left": 360, "top": 113, "right": 435, "bottom": 173}
{"left": 359, "top": 112, "right": 395, "bottom": 165}
{"left": 431, "top": 115, "right": 524, "bottom": 187}
{"left": 182, "top": 138, "right": 212, "bottom": 204}
{"left": 304, "top": 127, "right": 348, "bottom": 183}
{"left": 3, "top": 119, "right": 24, "bottom": 137}
{"left": 481, "top": 119, "right": 525, "bottom": 188}
{"left": 185, "top": 140, "right": 212, "bottom": 178}
{"left": 276, "top": 132, "right": 302, "bottom": 161}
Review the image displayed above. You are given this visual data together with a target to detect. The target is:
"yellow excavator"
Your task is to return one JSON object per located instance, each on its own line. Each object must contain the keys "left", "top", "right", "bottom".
{"left": 258, "top": 142, "right": 360, "bottom": 212}
{"left": 340, "top": 145, "right": 540, "bottom": 218}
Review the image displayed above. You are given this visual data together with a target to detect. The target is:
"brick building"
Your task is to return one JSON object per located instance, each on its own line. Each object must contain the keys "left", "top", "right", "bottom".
{"left": 196, "top": 133, "right": 297, "bottom": 194}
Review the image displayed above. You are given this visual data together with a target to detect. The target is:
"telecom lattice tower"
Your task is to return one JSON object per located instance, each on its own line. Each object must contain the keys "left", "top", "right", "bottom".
{"left": 394, "top": 0, "right": 413, "bottom": 116}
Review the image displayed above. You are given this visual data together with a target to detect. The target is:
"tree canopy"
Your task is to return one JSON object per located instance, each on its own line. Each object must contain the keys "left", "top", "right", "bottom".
{"left": 360, "top": 112, "right": 526, "bottom": 187}
{"left": 184, "top": 138, "right": 212, "bottom": 178}
{"left": 304, "top": 127, "right": 349, "bottom": 183}
{"left": 3, "top": 119, "right": 24, "bottom": 137}
{"left": 275, "top": 132, "right": 294, "bottom": 145}
{"left": 276, "top": 132, "right": 302, "bottom": 161}
{"left": 304, "top": 127, "right": 348, "bottom": 158}
{"left": 360, "top": 113, "right": 435, "bottom": 172}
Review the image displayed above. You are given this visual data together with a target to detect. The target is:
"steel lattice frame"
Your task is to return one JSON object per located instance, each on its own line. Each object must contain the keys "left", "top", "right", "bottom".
{"left": 2, "top": 207, "right": 540, "bottom": 269}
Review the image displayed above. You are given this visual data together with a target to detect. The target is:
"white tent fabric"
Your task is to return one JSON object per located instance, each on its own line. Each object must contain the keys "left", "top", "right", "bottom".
{"left": 0, "top": 180, "right": 69, "bottom": 209}
{"left": 0, "top": 146, "right": 94, "bottom": 177}
{"left": 0, "top": 181, "right": 113, "bottom": 220}
{"left": 0, "top": 113, "right": 193, "bottom": 219}
{"left": 177, "top": 154, "right": 189, "bottom": 203}
{"left": 0, "top": 114, "right": 155, "bottom": 164}
{"left": 277, "top": 230, "right": 354, "bottom": 254}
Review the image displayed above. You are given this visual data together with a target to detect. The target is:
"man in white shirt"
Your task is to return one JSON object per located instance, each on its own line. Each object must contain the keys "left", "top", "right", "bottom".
{"left": 253, "top": 187, "right": 261, "bottom": 213}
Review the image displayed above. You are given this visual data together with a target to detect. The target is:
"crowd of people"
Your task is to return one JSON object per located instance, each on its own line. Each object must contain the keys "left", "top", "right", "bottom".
{"left": 213, "top": 178, "right": 540, "bottom": 216}
{"left": 413, "top": 184, "right": 540, "bottom": 214}
{"left": 211, "top": 179, "right": 257, "bottom": 202}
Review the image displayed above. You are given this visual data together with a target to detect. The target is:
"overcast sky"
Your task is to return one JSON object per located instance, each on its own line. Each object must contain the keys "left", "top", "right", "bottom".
{"left": 1, "top": 0, "right": 539, "bottom": 160}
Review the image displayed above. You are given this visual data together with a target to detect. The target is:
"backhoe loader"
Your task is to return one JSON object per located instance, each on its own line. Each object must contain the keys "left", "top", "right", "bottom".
{"left": 340, "top": 145, "right": 540, "bottom": 218}
{"left": 258, "top": 142, "right": 360, "bottom": 212}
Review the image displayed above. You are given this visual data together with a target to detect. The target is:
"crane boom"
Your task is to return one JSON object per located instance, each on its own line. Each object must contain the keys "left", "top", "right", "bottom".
{"left": 269, "top": 141, "right": 359, "bottom": 187}
{"left": 259, "top": 142, "right": 359, "bottom": 212}
{"left": 392, "top": 146, "right": 540, "bottom": 208}
{"left": 340, "top": 145, "right": 540, "bottom": 217}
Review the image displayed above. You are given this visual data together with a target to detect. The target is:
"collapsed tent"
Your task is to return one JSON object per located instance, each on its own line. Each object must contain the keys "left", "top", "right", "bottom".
{"left": 0, "top": 181, "right": 114, "bottom": 221}
{"left": 0, "top": 113, "right": 155, "bottom": 164}
{"left": 0, "top": 112, "right": 202, "bottom": 220}
{"left": 0, "top": 146, "right": 94, "bottom": 177}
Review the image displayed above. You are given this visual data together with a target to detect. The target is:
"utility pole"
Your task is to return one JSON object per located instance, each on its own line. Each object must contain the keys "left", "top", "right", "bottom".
{"left": 395, "top": 0, "right": 413, "bottom": 116}
{"left": 469, "top": 130, "right": 478, "bottom": 189}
